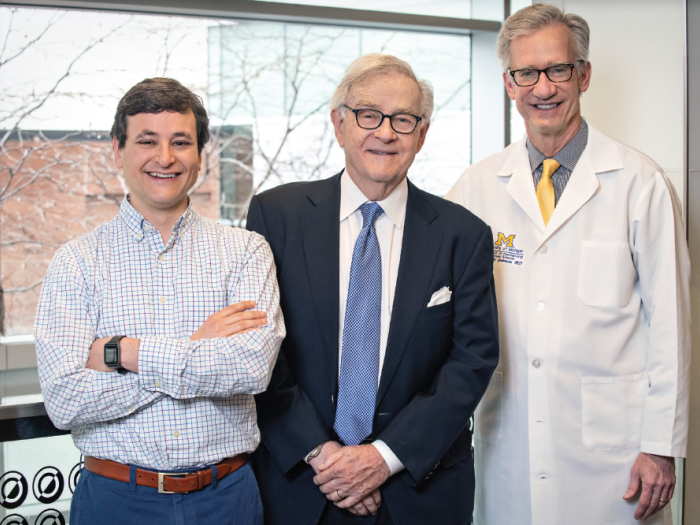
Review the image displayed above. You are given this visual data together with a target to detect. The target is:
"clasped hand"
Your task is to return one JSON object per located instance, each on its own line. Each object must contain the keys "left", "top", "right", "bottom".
{"left": 311, "top": 443, "right": 390, "bottom": 517}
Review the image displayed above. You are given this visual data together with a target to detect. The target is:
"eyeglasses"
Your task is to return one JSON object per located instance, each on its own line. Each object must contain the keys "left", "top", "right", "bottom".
{"left": 344, "top": 105, "right": 422, "bottom": 134}
{"left": 509, "top": 62, "right": 580, "bottom": 87}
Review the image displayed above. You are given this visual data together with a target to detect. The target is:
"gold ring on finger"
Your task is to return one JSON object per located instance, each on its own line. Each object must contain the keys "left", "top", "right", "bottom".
{"left": 337, "top": 490, "right": 343, "bottom": 499}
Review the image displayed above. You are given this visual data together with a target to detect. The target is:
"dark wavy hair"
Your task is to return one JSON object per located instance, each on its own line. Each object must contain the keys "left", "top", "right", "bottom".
{"left": 110, "top": 77, "right": 210, "bottom": 153}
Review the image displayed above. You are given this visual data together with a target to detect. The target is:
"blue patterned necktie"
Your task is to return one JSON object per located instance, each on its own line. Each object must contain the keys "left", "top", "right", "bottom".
{"left": 334, "top": 202, "right": 384, "bottom": 446}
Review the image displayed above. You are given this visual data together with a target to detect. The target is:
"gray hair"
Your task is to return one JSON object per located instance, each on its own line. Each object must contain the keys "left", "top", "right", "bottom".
{"left": 330, "top": 53, "right": 434, "bottom": 124}
{"left": 497, "top": 3, "right": 590, "bottom": 74}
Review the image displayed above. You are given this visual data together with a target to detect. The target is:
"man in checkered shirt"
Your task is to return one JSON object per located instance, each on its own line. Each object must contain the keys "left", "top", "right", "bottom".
{"left": 35, "top": 78, "right": 284, "bottom": 525}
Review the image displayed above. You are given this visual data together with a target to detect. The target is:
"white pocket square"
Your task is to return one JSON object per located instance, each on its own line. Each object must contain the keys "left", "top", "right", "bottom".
{"left": 427, "top": 286, "right": 452, "bottom": 307}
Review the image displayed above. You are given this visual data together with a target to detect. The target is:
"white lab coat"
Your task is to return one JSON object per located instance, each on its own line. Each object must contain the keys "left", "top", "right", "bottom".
{"left": 445, "top": 124, "right": 690, "bottom": 525}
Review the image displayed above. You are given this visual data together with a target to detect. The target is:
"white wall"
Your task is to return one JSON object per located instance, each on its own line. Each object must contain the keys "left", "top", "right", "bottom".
{"left": 558, "top": 0, "right": 686, "bottom": 199}
{"left": 471, "top": 31, "right": 507, "bottom": 164}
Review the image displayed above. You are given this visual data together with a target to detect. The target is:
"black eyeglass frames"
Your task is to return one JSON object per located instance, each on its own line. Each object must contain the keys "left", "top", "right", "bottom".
{"left": 344, "top": 105, "right": 422, "bottom": 134}
{"left": 509, "top": 62, "right": 582, "bottom": 87}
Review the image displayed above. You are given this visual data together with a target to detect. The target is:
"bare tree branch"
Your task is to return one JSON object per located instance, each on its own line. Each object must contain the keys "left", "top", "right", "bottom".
{"left": 431, "top": 78, "right": 471, "bottom": 121}
{"left": 0, "top": 240, "right": 59, "bottom": 247}
{"left": 1, "top": 16, "right": 132, "bottom": 147}
{"left": 5, "top": 279, "right": 43, "bottom": 294}
{"left": 0, "top": 9, "right": 62, "bottom": 68}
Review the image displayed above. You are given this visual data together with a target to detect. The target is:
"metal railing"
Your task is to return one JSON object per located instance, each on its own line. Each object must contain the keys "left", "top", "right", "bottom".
{"left": 0, "top": 402, "right": 68, "bottom": 443}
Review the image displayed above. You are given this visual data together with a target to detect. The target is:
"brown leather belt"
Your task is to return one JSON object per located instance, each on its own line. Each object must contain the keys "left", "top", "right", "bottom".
{"left": 83, "top": 454, "right": 248, "bottom": 494}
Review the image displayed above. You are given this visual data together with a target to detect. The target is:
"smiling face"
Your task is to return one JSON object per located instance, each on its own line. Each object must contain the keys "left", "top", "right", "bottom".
{"left": 113, "top": 110, "right": 201, "bottom": 219}
{"left": 505, "top": 23, "right": 591, "bottom": 153}
{"left": 331, "top": 72, "right": 429, "bottom": 201}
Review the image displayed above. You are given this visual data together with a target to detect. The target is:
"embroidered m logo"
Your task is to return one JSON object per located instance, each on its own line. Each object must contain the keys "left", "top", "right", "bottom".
{"left": 495, "top": 232, "right": 516, "bottom": 247}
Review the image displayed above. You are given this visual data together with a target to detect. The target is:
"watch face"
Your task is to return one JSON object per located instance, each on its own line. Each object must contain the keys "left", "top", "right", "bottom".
{"left": 104, "top": 345, "right": 119, "bottom": 366}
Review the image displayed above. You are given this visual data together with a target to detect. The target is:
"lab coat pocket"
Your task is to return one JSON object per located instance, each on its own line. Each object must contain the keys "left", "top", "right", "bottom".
{"left": 577, "top": 241, "right": 636, "bottom": 308}
{"left": 581, "top": 372, "right": 648, "bottom": 450}
{"left": 474, "top": 371, "right": 503, "bottom": 444}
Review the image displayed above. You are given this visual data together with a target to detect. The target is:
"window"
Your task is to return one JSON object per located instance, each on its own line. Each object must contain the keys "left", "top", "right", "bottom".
{"left": 0, "top": 5, "right": 471, "bottom": 388}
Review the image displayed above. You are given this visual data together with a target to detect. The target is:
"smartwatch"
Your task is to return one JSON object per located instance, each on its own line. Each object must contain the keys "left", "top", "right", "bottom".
{"left": 104, "top": 335, "right": 128, "bottom": 374}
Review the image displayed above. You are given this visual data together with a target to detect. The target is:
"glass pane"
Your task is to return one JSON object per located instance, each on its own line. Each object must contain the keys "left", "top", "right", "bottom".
{"left": 510, "top": 98, "right": 526, "bottom": 144}
{"left": 248, "top": 0, "right": 472, "bottom": 19}
{"left": 1, "top": 7, "right": 471, "bottom": 338}
{"left": 510, "top": 0, "right": 533, "bottom": 14}
{"left": 0, "top": 434, "right": 80, "bottom": 523}
{"left": 209, "top": 21, "right": 470, "bottom": 206}
{"left": 0, "top": 336, "right": 41, "bottom": 406}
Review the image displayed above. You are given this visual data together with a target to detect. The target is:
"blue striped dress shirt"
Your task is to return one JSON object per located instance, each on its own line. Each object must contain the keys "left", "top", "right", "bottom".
{"left": 527, "top": 119, "right": 589, "bottom": 204}
{"left": 35, "top": 197, "right": 285, "bottom": 470}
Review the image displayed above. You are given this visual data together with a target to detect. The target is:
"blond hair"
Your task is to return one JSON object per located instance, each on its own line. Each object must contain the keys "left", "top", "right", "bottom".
{"left": 497, "top": 4, "right": 590, "bottom": 74}
{"left": 330, "top": 53, "right": 434, "bottom": 123}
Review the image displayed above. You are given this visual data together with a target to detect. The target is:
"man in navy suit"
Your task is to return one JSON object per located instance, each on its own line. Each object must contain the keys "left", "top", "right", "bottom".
{"left": 247, "top": 53, "right": 499, "bottom": 525}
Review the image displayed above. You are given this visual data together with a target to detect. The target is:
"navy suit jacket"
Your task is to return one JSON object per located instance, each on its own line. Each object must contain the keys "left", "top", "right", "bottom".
{"left": 247, "top": 172, "right": 499, "bottom": 525}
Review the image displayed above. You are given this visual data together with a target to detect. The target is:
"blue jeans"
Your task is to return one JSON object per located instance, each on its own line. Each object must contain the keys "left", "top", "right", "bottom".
{"left": 70, "top": 462, "right": 263, "bottom": 525}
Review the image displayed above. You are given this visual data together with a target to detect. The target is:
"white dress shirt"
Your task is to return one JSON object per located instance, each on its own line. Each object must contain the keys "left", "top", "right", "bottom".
{"left": 338, "top": 170, "right": 406, "bottom": 475}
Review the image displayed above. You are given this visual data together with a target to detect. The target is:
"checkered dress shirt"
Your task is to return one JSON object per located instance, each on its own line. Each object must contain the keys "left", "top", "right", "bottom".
{"left": 35, "top": 197, "right": 285, "bottom": 470}
{"left": 527, "top": 119, "right": 589, "bottom": 204}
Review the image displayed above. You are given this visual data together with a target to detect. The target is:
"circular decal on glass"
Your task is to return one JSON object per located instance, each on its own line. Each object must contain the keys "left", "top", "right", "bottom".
{"left": 68, "top": 464, "right": 81, "bottom": 494}
{"left": 0, "top": 514, "right": 29, "bottom": 525}
{"left": 35, "top": 509, "right": 66, "bottom": 525}
{"left": 32, "top": 467, "right": 64, "bottom": 505}
{"left": 0, "top": 471, "right": 28, "bottom": 509}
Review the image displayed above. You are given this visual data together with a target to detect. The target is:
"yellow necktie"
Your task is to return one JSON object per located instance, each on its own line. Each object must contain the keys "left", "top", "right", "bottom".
{"left": 537, "top": 159, "right": 560, "bottom": 226}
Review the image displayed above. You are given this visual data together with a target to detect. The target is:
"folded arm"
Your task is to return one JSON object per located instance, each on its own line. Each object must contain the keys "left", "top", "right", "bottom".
{"left": 135, "top": 236, "right": 284, "bottom": 399}
{"left": 37, "top": 235, "right": 284, "bottom": 429}
{"left": 36, "top": 248, "right": 163, "bottom": 429}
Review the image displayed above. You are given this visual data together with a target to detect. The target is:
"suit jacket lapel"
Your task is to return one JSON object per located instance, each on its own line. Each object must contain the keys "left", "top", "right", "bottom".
{"left": 376, "top": 181, "right": 442, "bottom": 406}
{"left": 300, "top": 174, "right": 342, "bottom": 386}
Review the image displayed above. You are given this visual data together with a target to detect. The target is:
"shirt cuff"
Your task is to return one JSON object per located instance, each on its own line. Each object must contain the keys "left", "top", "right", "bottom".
{"left": 372, "top": 440, "right": 405, "bottom": 476}
{"left": 304, "top": 444, "right": 321, "bottom": 464}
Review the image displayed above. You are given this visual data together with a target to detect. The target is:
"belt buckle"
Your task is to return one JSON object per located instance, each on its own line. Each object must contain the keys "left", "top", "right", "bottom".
{"left": 158, "top": 472, "right": 190, "bottom": 494}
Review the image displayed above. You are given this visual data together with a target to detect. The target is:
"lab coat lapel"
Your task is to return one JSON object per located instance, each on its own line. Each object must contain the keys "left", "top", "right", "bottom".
{"left": 501, "top": 140, "right": 548, "bottom": 231}
{"left": 299, "top": 174, "right": 341, "bottom": 381}
{"left": 376, "top": 181, "right": 442, "bottom": 406}
{"left": 538, "top": 155, "right": 599, "bottom": 247}
{"left": 537, "top": 125, "right": 623, "bottom": 248}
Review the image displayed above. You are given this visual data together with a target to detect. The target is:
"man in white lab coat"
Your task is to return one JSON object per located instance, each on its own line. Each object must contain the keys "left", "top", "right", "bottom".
{"left": 446, "top": 4, "right": 690, "bottom": 525}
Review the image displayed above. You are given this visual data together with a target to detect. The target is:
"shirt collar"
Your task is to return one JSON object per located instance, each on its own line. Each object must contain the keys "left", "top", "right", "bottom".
{"left": 339, "top": 169, "right": 408, "bottom": 230}
{"left": 526, "top": 119, "right": 589, "bottom": 172}
{"left": 119, "top": 195, "right": 196, "bottom": 241}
